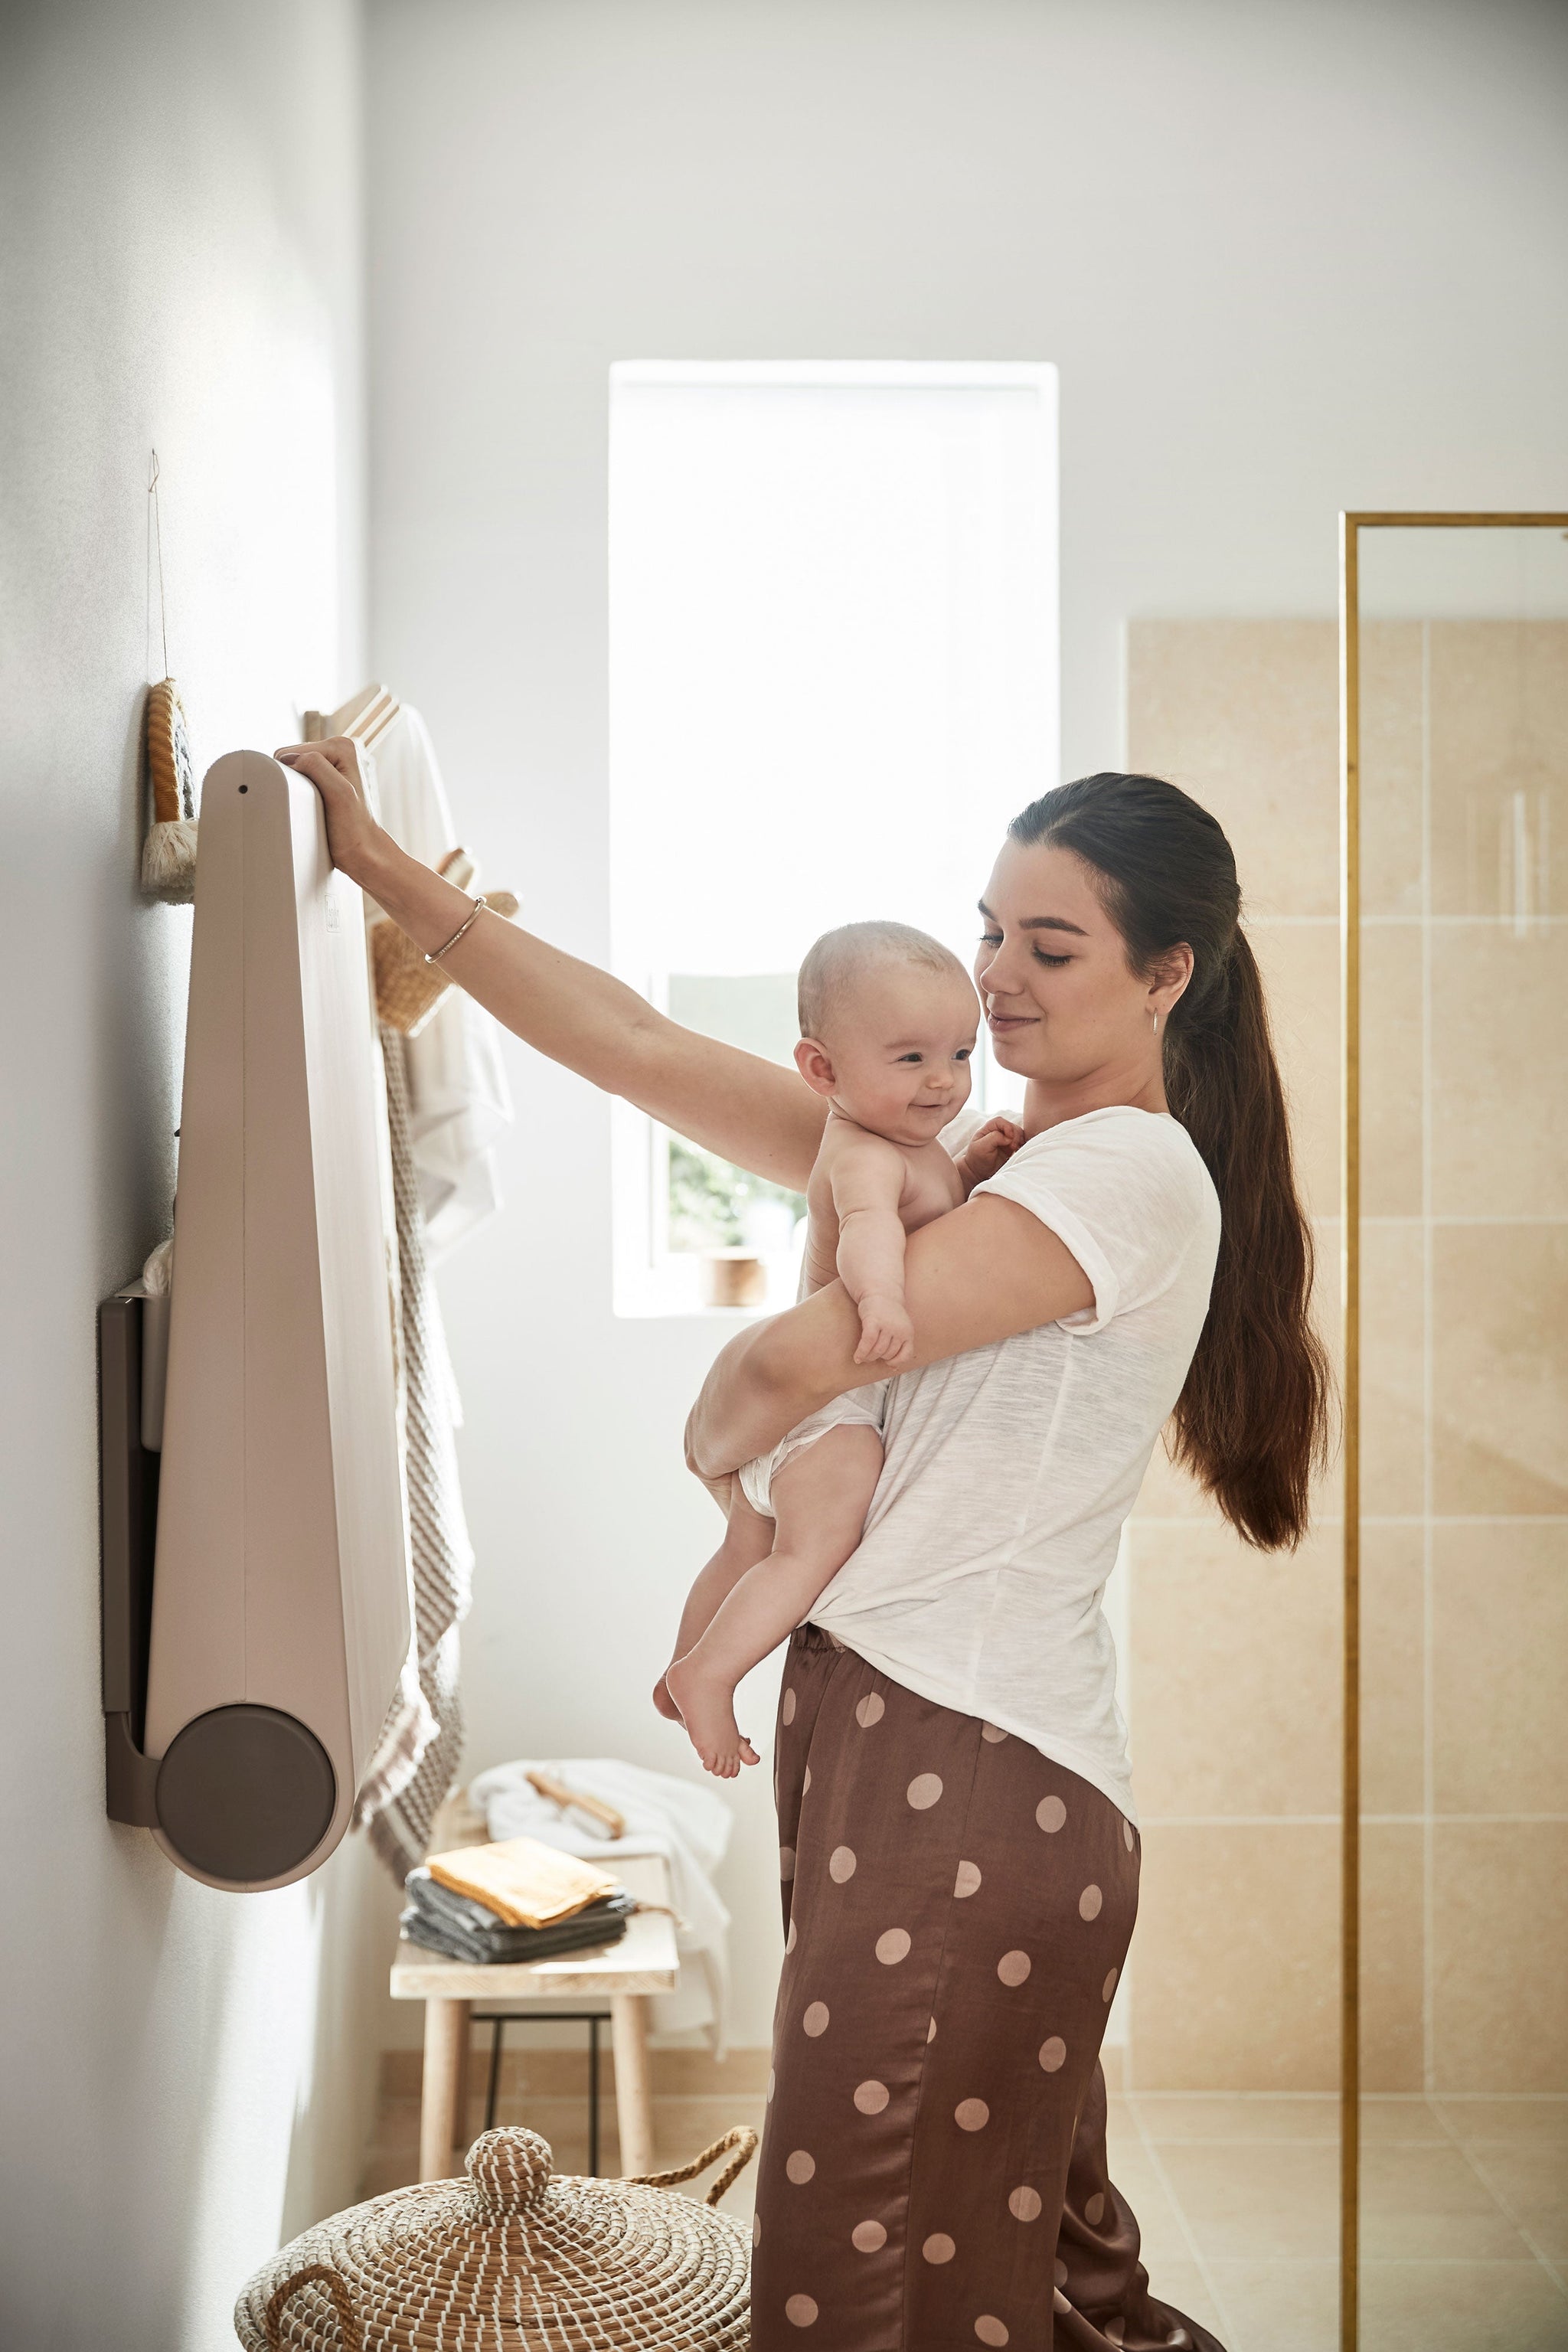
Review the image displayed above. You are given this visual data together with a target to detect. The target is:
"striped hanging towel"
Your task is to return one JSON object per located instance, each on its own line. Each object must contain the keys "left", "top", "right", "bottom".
{"left": 356, "top": 1023, "right": 473, "bottom": 1879}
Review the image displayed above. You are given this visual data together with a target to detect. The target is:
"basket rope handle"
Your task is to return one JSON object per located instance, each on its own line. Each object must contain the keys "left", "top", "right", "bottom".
{"left": 263, "top": 2263, "right": 364, "bottom": 2352}
{"left": 628, "top": 2124, "right": 759, "bottom": 2208}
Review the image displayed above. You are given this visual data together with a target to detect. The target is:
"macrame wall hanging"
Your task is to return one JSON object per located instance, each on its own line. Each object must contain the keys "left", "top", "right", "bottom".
{"left": 140, "top": 450, "right": 199, "bottom": 901}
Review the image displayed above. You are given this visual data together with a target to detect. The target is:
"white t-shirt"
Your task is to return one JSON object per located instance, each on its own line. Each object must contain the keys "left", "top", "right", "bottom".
{"left": 808, "top": 1104, "right": 1222, "bottom": 1824}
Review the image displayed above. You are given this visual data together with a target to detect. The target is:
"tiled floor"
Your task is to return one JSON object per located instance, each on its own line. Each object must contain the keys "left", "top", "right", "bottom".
{"left": 363, "top": 2062, "right": 1568, "bottom": 2350}
{"left": 1118, "top": 2092, "right": 1568, "bottom": 2352}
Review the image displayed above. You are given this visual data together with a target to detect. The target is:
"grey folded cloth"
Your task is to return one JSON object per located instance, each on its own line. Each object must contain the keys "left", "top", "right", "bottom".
{"left": 401, "top": 1867, "right": 635, "bottom": 1965}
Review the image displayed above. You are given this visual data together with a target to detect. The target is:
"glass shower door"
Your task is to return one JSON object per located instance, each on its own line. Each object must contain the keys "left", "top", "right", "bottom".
{"left": 1351, "top": 519, "right": 1568, "bottom": 2350}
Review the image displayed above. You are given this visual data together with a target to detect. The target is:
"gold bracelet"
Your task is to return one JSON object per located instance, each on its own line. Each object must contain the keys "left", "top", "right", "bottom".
{"left": 425, "top": 894, "right": 488, "bottom": 965}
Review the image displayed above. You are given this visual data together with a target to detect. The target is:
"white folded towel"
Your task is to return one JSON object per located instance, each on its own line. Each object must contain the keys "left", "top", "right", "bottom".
{"left": 468, "top": 1757, "right": 735, "bottom": 2058}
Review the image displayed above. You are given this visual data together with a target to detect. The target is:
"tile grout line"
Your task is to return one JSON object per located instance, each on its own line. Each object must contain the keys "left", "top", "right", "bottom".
{"left": 1122, "top": 2092, "right": 1244, "bottom": 2351}
{"left": 1428, "top": 2099, "right": 1568, "bottom": 2305}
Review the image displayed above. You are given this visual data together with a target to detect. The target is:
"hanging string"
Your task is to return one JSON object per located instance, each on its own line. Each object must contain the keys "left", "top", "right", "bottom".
{"left": 148, "top": 449, "right": 170, "bottom": 682}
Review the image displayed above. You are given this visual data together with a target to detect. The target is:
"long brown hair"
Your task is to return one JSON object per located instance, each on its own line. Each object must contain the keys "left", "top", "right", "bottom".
{"left": 1009, "top": 772, "right": 1331, "bottom": 1550}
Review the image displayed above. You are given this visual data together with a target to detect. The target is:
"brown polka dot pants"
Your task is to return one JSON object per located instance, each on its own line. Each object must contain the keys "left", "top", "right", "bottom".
{"left": 752, "top": 1622, "right": 1227, "bottom": 2352}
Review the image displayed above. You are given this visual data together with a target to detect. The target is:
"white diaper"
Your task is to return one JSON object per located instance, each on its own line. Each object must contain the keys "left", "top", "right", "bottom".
{"left": 737, "top": 1385, "right": 888, "bottom": 1519}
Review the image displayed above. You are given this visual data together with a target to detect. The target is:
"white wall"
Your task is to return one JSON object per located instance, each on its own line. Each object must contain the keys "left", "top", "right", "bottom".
{"left": 0, "top": 6, "right": 402, "bottom": 2345}
{"left": 364, "top": 0, "right": 1568, "bottom": 2055}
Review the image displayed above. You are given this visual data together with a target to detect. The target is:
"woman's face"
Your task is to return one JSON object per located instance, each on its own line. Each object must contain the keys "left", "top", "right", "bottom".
{"left": 975, "top": 838, "right": 1184, "bottom": 1091}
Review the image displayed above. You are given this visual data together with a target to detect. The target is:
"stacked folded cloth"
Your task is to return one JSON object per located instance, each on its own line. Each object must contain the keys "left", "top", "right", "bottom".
{"left": 402, "top": 1835, "right": 638, "bottom": 1966}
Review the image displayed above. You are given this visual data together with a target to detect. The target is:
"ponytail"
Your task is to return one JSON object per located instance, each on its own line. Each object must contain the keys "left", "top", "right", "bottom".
{"left": 1010, "top": 774, "right": 1331, "bottom": 1550}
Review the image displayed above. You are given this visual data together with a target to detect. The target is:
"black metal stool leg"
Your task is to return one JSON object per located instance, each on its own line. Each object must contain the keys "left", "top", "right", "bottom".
{"left": 588, "top": 2014, "right": 600, "bottom": 2177}
{"left": 485, "top": 2014, "right": 505, "bottom": 2131}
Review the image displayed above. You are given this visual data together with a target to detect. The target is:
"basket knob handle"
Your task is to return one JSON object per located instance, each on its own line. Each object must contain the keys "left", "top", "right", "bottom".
{"left": 263, "top": 2263, "right": 362, "bottom": 2351}
{"left": 467, "top": 2125, "right": 554, "bottom": 2216}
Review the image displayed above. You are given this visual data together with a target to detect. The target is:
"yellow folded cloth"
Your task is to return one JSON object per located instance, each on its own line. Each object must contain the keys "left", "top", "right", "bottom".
{"left": 426, "top": 1836, "right": 621, "bottom": 1929}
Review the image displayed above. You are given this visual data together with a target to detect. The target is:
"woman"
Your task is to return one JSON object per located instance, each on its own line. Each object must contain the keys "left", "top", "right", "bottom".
{"left": 280, "top": 744, "right": 1330, "bottom": 2352}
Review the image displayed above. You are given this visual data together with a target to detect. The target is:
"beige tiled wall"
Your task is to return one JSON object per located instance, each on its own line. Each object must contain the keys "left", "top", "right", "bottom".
{"left": 1123, "top": 617, "right": 1568, "bottom": 2098}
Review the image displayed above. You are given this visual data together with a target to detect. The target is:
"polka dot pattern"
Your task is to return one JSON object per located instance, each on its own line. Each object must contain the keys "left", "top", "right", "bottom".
{"left": 1085, "top": 2191, "right": 1106, "bottom": 2227}
{"left": 754, "top": 1621, "right": 1154, "bottom": 2351}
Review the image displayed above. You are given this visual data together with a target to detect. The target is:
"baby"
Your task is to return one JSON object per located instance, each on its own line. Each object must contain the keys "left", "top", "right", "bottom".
{"left": 655, "top": 921, "right": 1023, "bottom": 1775}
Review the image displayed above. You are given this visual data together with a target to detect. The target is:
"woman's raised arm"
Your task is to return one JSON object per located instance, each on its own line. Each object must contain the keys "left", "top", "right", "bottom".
{"left": 278, "top": 737, "right": 828, "bottom": 1190}
{"left": 685, "top": 1192, "right": 1095, "bottom": 1478}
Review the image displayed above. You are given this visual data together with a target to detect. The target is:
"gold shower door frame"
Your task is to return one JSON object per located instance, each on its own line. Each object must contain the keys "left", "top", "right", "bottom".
{"left": 1337, "top": 510, "right": 1568, "bottom": 2352}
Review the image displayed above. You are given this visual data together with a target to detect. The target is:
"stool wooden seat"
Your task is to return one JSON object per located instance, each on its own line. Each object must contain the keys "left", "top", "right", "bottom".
{"left": 389, "top": 1793, "right": 680, "bottom": 2181}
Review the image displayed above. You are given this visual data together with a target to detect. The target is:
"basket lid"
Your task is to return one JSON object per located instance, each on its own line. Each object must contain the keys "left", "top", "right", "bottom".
{"left": 235, "top": 2126, "right": 755, "bottom": 2352}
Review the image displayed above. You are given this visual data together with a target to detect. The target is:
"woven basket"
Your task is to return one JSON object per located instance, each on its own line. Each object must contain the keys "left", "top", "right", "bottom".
{"left": 234, "top": 2124, "right": 757, "bottom": 2351}
{"left": 372, "top": 887, "right": 519, "bottom": 1039}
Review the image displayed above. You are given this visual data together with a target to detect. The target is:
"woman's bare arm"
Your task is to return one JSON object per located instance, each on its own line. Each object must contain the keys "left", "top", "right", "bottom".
{"left": 685, "top": 1194, "right": 1095, "bottom": 1476}
{"left": 276, "top": 737, "right": 827, "bottom": 1189}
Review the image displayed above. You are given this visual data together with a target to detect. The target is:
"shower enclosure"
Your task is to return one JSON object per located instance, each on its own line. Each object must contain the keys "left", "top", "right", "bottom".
{"left": 1341, "top": 514, "right": 1568, "bottom": 2349}
{"left": 1116, "top": 521, "right": 1564, "bottom": 2351}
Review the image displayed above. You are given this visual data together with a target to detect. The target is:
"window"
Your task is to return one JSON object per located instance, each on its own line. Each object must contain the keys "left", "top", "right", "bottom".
{"left": 609, "top": 361, "right": 1059, "bottom": 1315}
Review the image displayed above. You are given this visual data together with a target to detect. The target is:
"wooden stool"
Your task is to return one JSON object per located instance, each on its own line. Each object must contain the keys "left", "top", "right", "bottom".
{"left": 390, "top": 1804, "right": 679, "bottom": 2182}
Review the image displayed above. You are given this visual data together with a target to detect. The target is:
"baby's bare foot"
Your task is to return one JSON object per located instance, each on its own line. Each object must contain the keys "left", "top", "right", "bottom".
{"left": 665, "top": 1655, "right": 760, "bottom": 1779}
{"left": 652, "top": 1670, "right": 683, "bottom": 1723}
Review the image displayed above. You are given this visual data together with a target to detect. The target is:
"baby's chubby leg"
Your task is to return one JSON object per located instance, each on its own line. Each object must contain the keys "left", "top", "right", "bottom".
{"left": 665, "top": 1426, "right": 883, "bottom": 1777}
{"left": 652, "top": 1480, "right": 776, "bottom": 1726}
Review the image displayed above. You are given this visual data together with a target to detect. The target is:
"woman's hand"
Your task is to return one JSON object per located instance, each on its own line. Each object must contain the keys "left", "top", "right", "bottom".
{"left": 274, "top": 737, "right": 387, "bottom": 889}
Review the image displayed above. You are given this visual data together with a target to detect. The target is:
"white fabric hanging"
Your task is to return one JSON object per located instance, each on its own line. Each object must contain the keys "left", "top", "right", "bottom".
{"left": 365, "top": 707, "right": 514, "bottom": 1263}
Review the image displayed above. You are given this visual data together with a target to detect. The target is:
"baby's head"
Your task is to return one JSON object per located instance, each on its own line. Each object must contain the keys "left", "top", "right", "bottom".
{"left": 795, "top": 921, "right": 979, "bottom": 1147}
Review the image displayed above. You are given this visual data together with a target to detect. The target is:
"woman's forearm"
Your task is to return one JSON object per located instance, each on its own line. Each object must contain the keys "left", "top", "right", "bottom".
{"left": 686, "top": 1194, "right": 1096, "bottom": 1477}
{"left": 354, "top": 831, "right": 828, "bottom": 1191}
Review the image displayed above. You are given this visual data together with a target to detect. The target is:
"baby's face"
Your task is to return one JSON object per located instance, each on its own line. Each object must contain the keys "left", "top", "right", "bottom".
{"left": 815, "top": 965, "right": 979, "bottom": 1148}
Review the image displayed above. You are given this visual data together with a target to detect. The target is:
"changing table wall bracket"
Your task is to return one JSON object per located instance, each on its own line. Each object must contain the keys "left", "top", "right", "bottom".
{"left": 99, "top": 1291, "right": 162, "bottom": 1827}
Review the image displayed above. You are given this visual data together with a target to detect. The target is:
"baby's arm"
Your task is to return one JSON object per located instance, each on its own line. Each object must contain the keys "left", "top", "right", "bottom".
{"left": 831, "top": 1137, "right": 917, "bottom": 1369}
{"left": 952, "top": 1116, "right": 1026, "bottom": 1197}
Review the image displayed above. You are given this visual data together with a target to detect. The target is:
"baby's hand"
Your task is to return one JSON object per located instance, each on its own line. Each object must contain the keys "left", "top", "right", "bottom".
{"left": 957, "top": 1116, "right": 1026, "bottom": 1187}
{"left": 855, "top": 1294, "right": 915, "bottom": 1369}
